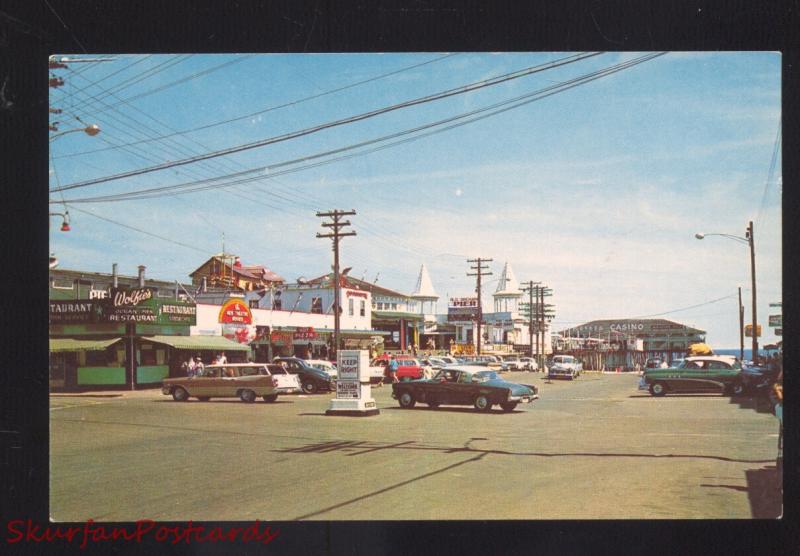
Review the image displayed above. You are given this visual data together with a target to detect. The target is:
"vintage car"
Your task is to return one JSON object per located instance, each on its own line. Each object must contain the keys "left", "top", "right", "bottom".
{"left": 548, "top": 355, "right": 582, "bottom": 379}
{"left": 370, "top": 355, "right": 425, "bottom": 381}
{"left": 392, "top": 366, "right": 538, "bottom": 412}
{"left": 500, "top": 355, "right": 523, "bottom": 371}
{"left": 639, "top": 355, "right": 744, "bottom": 397}
{"left": 162, "top": 363, "right": 301, "bottom": 403}
{"left": 272, "top": 357, "right": 335, "bottom": 394}
{"left": 519, "top": 357, "right": 539, "bottom": 372}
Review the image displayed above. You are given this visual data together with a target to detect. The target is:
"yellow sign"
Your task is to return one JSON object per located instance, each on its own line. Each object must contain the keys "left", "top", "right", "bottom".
{"left": 744, "top": 324, "right": 762, "bottom": 337}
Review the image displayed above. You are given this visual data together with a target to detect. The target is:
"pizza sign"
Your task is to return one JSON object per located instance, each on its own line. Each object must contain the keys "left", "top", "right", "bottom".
{"left": 218, "top": 298, "right": 253, "bottom": 324}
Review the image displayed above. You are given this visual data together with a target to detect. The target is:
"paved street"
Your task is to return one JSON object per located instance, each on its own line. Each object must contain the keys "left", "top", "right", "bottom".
{"left": 50, "top": 373, "right": 781, "bottom": 521}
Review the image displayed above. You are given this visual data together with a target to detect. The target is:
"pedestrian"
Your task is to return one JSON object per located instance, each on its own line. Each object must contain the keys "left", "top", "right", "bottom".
{"left": 388, "top": 355, "right": 399, "bottom": 383}
{"left": 182, "top": 355, "right": 196, "bottom": 378}
{"left": 195, "top": 355, "right": 205, "bottom": 376}
{"left": 218, "top": 352, "right": 227, "bottom": 365}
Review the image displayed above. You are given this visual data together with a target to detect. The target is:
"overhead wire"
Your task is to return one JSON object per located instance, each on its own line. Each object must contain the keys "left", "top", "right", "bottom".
{"left": 53, "top": 53, "right": 461, "bottom": 160}
{"left": 54, "top": 52, "right": 605, "bottom": 191}
{"left": 56, "top": 52, "right": 664, "bottom": 203}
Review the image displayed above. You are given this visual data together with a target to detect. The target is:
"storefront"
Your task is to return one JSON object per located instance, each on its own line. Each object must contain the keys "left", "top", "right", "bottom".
{"left": 49, "top": 287, "right": 198, "bottom": 390}
{"left": 142, "top": 334, "right": 251, "bottom": 378}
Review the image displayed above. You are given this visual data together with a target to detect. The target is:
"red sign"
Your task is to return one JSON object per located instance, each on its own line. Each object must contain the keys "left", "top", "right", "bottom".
{"left": 346, "top": 290, "right": 368, "bottom": 299}
{"left": 293, "top": 327, "right": 317, "bottom": 340}
{"left": 270, "top": 331, "right": 294, "bottom": 346}
{"left": 218, "top": 299, "right": 253, "bottom": 324}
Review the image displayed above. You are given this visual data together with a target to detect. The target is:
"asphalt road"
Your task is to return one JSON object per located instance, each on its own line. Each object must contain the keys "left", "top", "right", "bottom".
{"left": 50, "top": 372, "right": 782, "bottom": 521}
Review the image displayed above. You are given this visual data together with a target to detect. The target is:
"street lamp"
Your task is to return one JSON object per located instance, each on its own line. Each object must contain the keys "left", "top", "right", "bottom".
{"left": 695, "top": 221, "right": 758, "bottom": 362}
{"left": 50, "top": 211, "right": 70, "bottom": 232}
{"left": 49, "top": 124, "right": 101, "bottom": 142}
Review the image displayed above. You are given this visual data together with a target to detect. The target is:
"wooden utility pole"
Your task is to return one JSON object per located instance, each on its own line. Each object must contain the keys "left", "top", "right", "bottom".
{"left": 317, "top": 210, "right": 356, "bottom": 358}
{"left": 467, "top": 258, "right": 492, "bottom": 355}
{"left": 520, "top": 281, "right": 540, "bottom": 358}
{"left": 746, "top": 221, "right": 758, "bottom": 361}
{"left": 738, "top": 286, "right": 745, "bottom": 361}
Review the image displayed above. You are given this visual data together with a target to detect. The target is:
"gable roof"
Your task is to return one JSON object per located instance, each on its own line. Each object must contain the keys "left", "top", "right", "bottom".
{"left": 306, "top": 272, "right": 409, "bottom": 299}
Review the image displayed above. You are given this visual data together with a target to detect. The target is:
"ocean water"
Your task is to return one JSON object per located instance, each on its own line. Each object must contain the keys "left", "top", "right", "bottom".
{"left": 714, "top": 348, "right": 779, "bottom": 361}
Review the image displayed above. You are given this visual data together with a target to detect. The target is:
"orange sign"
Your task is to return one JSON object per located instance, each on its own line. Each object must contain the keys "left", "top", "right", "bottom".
{"left": 218, "top": 299, "right": 253, "bottom": 324}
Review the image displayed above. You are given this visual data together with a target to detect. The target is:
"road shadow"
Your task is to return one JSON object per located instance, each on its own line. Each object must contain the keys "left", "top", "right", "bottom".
{"left": 701, "top": 465, "right": 781, "bottom": 518}
{"left": 152, "top": 399, "right": 294, "bottom": 404}
{"left": 273, "top": 438, "right": 773, "bottom": 465}
{"left": 728, "top": 394, "right": 775, "bottom": 415}
{"left": 628, "top": 393, "right": 722, "bottom": 399}
{"left": 382, "top": 406, "right": 523, "bottom": 415}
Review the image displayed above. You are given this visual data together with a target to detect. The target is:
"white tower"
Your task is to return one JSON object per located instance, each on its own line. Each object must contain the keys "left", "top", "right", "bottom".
{"left": 410, "top": 263, "right": 439, "bottom": 317}
{"left": 493, "top": 262, "right": 522, "bottom": 313}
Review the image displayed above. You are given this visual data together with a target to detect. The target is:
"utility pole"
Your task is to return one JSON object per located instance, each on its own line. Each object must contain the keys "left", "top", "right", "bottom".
{"left": 537, "top": 284, "right": 554, "bottom": 371}
{"left": 738, "top": 286, "right": 744, "bottom": 362}
{"left": 746, "top": 221, "right": 758, "bottom": 362}
{"left": 467, "top": 258, "right": 492, "bottom": 355}
{"left": 317, "top": 210, "right": 356, "bottom": 358}
{"left": 520, "top": 281, "right": 540, "bottom": 358}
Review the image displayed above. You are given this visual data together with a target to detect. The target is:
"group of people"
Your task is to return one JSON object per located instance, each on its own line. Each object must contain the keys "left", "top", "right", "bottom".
{"left": 181, "top": 352, "right": 227, "bottom": 378}
{"left": 374, "top": 355, "right": 400, "bottom": 388}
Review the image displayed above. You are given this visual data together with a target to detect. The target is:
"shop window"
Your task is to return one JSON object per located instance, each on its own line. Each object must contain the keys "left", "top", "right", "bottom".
{"left": 85, "top": 350, "right": 109, "bottom": 367}
{"left": 140, "top": 349, "right": 157, "bottom": 365}
{"left": 311, "top": 297, "right": 323, "bottom": 314}
{"left": 249, "top": 299, "right": 259, "bottom": 309}
{"left": 391, "top": 303, "right": 397, "bottom": 310}
{"left": 360, "top": 300, "right": 366, "bottom": 317}
{"left": 348, "top": 298, "right": 354, "bottom": 316}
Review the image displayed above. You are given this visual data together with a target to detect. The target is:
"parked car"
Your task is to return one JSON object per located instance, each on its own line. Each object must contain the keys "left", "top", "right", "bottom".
{"left": 519, "top": 357, "right": 539, "bottom": 372}
{"left": 369, "top": 355, "right": 425, "bottom": 382}
{"left": 437, "top": 356, "right": 459, "bottom": 365}
{"left": 639, "top": 355, "right": 744, "bottom": 397}
{"left": 739, "top": 361, "right": 782, "bottom": 394}
{"left": 392, "top": 366, "right": 539, "bottom": 412}
{"left": 500, "top": 356, "right": 523, "bottom": 371}
{"left": 305, "top": 359, "right": 337, "bottom": 378}
{"left": 162, "top": 363, "right": 301, "bottom": 403}
{"left": 548, "top": 355, "right": 582, "bottom": 379}
{"left": 273, "top": 356, "right": 334, "bottom": 394}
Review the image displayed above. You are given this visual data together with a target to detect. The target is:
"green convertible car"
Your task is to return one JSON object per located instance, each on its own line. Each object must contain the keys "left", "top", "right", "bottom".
{"left": 639, "top": 355, "right": 745, "bottom": 397}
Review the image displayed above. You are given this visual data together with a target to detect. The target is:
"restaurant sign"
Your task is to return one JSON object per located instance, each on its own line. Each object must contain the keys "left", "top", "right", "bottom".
{"left": 293, "top": 327, "right": 317, "bottom": 340}
{"left": 50, "top": 290, "right": 196, "bottom": 326}
{"left": 270, "top": 330, "right": 294, "bottom": 347}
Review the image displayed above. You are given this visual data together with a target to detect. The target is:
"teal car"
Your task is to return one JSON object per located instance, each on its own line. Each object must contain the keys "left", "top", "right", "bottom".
{"left": 639, "top": 356, "right": 744, "bottom": 397}
{"left": 392, "top": 366, "right": 538, "bottom": 412}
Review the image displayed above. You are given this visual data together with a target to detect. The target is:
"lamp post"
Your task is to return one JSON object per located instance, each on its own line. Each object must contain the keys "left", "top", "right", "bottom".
{"left": 695, "top": 220, "right": 758, "bottom": 362}
{"left": 49, "top": 124, "right": 101, "bottom": 142}
{"left": 49, "top": 211, "right": 70, "bottom": 232}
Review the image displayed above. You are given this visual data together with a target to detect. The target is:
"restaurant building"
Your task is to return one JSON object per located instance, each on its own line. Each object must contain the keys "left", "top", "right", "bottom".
{"left": 49, "top": 265, "right": 247, "bottom": 391}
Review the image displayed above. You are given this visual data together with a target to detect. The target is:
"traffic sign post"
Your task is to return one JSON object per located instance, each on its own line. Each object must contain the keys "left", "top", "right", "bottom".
{"left": 326, "top": 350, "right": 379, "bottom": 417}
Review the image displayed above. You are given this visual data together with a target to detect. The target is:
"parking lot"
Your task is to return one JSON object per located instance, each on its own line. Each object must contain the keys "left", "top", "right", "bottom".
{"left": 50, "top": 372, "right": 781, "bottom": 521}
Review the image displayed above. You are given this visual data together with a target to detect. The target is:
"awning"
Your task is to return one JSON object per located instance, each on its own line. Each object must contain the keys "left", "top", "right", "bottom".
{"left": 50, "top": 338, "right": 122, "bottom": 352}
{"left": 142, "top": 335, "right": 251, "bottom": 351}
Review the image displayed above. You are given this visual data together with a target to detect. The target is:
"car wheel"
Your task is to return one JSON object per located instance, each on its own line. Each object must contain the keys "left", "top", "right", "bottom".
{"left": 262, "top": 394, "right": 279, "bottom": 403}
{"left": 197, "top": 396, "right": 210, "bottom": 402}
{"left": 398, "top": 391, "right": 416, "bottom": 409}
{"left": 474, "top": 394, "right": 492, "bottom": 412}
{"left": 301, "top": 381, "right": 317, "bottom": 394}
{"left": 500, "top": 402, "right": 518, "bottom": 412}
{"left": 649, "top": 382, "right": 667, "bottom": 397}
{"left": 172, "top": 387, "right": 189, "bottom": 402}
{"left": 239, "top": 389, "right": 256, "bottom": 403}
{"left": 427, "top": 401, "right": 440, "bottom": 409}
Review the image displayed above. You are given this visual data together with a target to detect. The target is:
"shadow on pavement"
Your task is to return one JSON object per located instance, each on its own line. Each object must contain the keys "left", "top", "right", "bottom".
{"left": 273, "top": 438, "right": 773, "bottom": 464}
{"left": 700, "top": 465, "right": 782, "bottom": 518}
{"left": 728, "top": 394, "right": 775, "bottom": 415}
{"left": 628, "top": 393, "right": 722, "bottom": 399}
{"left": 382, "top": 406, "right": 523, "bottom": 414}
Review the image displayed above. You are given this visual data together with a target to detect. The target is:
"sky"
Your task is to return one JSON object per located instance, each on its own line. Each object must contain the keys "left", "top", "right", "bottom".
{"left": 48, "top": 52, "right": 782, "bottom": 349}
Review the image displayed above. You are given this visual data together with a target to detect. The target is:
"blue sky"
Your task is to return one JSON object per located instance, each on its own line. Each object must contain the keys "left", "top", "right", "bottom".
{"left": 49, "top": 52, "right": 782, "bottom": 348}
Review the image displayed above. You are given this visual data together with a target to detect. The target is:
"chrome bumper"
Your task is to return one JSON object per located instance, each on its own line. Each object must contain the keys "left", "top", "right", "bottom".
{"left": 509, "top": 393, "right": 538, "bottom": 403}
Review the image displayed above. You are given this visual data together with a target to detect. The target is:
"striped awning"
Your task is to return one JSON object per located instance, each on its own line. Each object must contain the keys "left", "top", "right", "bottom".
{"left": 142, "top": 335, "right": 251, "bottom": 351}
{"left": 50, "top": 338, "right": 122, "bottom": 352}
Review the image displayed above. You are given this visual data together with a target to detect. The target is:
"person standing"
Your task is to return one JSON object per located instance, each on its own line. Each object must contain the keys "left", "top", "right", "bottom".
{"left": 388, "top": 355, "right": 399, "bottom": 384}
{"left": 218, "top": 352, "right": 227, "bottom": 365}
{"left": 194, "top": 355, "right": 205, "bottom": 376}
{"left": 183, "top": 355, "right": 196, "bottom": 378}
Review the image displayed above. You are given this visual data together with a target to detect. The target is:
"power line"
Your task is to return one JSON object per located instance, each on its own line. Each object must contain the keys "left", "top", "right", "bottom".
{"left": 54, "top": 53, "right": 461, "bottom": 160}
{"left": 55, "top": 52, "right": 663, "bottom": 203}
{"left": 53, "top": 52, "right": 604, "bottom": 192}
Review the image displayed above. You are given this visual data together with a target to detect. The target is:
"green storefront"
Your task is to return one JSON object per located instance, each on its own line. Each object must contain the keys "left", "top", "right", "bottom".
{"left": 49, "top": 288, "right": 200, "bottom": 390}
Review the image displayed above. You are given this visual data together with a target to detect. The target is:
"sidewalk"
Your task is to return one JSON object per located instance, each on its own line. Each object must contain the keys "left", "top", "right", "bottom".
{"left": 50, "top": 388, "right": 162, "bottom": 398}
